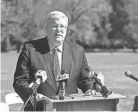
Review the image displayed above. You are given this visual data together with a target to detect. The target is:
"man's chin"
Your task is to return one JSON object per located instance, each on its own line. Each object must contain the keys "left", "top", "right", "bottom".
{"left": 55, "top": 40, "right": 63, "bottom": 47}
{"left": 56, "top": 38, "right": 63, "bottom": 42}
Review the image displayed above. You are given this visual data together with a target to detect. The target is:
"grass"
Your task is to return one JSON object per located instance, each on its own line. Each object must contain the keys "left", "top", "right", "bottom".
{"left": 1, "top": 51, "right": 138, "bottom": 111}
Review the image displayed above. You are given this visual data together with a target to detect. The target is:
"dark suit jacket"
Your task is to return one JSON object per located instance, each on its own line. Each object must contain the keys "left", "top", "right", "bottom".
{"left": 13, "top": 37, "right": 93, "bottom": 111}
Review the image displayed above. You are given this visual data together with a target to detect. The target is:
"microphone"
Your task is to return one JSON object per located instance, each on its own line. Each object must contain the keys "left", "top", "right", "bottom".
{"left": 125, "top": 71, "right": 138, "bottom": 82}
{"left": 56, "top": 70, "right": 69, "bottom": 100}
{"left": 92, "top": 74, "right": 112, "bottom": 98}
{"left": 83, "top": 66, "right": 112, "bottom": 98}
{"left": 27, "top": 70, "right": 47, "bottom": 94}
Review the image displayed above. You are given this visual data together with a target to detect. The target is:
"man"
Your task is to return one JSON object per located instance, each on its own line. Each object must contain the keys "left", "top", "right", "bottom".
{"left": 13, "top": 11, "right": 103, "bottom": 111}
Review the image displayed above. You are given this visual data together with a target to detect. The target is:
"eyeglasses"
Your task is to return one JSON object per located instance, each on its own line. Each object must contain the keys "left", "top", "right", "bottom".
{"left": 52, "top": 24, "right": 67, "bottom": 30}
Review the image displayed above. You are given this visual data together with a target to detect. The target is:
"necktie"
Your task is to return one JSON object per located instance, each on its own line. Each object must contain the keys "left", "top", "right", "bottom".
{"left": 53, "top": 48, "right": 61, "bottom": 79}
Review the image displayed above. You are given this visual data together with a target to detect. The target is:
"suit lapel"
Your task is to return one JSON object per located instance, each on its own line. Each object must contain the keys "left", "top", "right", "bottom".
{"left": 42, "top": 52, "right": 57, "bottom": 91}
{"left": 41, "top": 38, "right": 57, "bottom": 91}
{"left": 62, "top": 41, "right": 72, "bottom": 83}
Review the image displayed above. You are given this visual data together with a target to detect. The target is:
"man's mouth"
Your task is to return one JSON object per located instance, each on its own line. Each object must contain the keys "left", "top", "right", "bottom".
{"left": 55, "top": 34, "right": 62, "bottom": 37}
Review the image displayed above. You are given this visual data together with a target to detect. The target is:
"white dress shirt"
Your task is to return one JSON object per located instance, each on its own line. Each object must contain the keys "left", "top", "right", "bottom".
{"left": 56, "top": 44, "right": 62, "bottom": 70}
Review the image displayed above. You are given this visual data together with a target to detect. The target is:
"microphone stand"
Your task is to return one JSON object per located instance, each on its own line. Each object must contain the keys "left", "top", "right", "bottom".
{"left": 20, "top": 92, "right": 37, "bottom": 111}
{"left": 20, "top": 92, "right": 37, "bottom": 112}
{"left": 20, "top": 80, "right": 40, "bottom": 112}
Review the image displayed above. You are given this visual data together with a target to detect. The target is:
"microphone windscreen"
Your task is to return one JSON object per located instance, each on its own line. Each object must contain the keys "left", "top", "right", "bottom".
{"left": 82, "top": 65, "right": 94, "bottom": 79}
{"left": 125, "top": 71, "right": 131, "bottom": 77}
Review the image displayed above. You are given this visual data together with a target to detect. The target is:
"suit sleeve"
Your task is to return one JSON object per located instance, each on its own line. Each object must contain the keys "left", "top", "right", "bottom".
{"left": 77, "top": 48, "right": 95, "bottom": 93}
{"left": 13, "top": 43, "right": 31, "bottom": 102}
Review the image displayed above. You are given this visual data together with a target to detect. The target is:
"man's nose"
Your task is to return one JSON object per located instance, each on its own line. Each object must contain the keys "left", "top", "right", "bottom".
{"left": 56, "top": 26, "right": 62, "bottom": 31}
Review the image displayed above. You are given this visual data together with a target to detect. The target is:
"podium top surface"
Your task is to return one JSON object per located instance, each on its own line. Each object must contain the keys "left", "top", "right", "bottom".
{"left": 50, "top": 93, "right": 126, "bottom": 103}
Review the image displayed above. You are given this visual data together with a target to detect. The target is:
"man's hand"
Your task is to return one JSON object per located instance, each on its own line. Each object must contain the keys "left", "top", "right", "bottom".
{"left": 36, "top": 93, "right": 50, "bottom": 103}
{"left": 35, "top": 70, "right": 47, "bottom": 83}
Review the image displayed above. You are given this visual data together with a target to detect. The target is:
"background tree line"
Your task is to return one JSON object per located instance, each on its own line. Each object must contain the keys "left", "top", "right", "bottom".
{"left": 1, "top": 0, "right": 138, "bottom": 52}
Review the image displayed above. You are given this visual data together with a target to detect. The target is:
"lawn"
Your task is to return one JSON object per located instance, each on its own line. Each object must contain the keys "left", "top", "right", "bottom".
{"left": 1, "top": 51, "right": 138, "bottom": 111}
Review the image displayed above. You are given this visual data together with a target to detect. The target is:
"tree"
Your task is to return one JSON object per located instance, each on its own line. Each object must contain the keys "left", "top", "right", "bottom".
{"left": 65, "top": 0, "right": 112, "bottom": 47}
{"left": 108, "top": 0, "right": 130, "bottom": 47}
{"left": 108, "top": 0, "right": 138, "bottom": 52}
{"left": 2, "top": 0, "right": 137, "bottom": 52}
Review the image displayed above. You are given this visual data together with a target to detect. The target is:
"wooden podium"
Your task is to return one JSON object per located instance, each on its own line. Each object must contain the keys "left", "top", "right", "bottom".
{"left": 44, "top": 93, "right": 126, "bottom": 111}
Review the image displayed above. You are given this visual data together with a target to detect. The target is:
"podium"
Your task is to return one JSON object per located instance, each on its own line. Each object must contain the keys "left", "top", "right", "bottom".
{"left": 44, "top": 93, "right": 126, "bottom": 111}
{"left": 6, "top": 93, "right": 125, "bottom": 111}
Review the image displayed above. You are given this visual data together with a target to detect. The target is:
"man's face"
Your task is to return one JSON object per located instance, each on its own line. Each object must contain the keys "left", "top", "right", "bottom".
{"left": 46, "top": 18, "right": 68, "bottom": 47}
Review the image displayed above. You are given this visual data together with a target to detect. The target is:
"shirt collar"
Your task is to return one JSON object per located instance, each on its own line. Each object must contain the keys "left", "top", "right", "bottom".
{"left": 48, "top": 42, "right": 63, "bottom": 53}
{"left": 56, "top": 44, "right": 63, "bottom": 53}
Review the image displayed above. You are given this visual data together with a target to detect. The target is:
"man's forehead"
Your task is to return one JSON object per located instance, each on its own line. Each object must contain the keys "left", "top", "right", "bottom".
{"left": 51, "top": 14, "right": 66, "bottom": 19}
{"left": 47, "top": 18, "right": 67, "bottom": 25}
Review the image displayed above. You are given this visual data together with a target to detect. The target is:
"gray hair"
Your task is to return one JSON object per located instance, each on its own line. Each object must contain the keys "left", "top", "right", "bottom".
{"left": 46, "top": 11, "right": 68, "bottom": 25}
